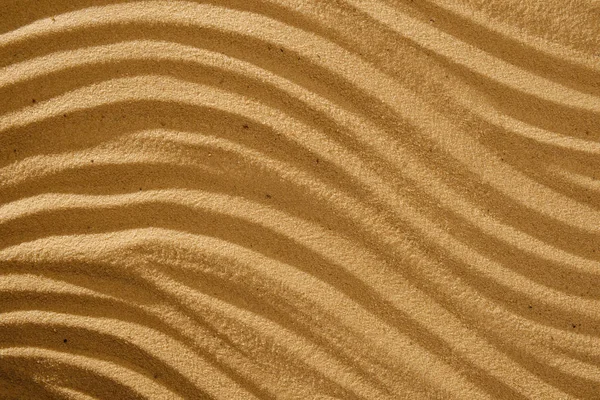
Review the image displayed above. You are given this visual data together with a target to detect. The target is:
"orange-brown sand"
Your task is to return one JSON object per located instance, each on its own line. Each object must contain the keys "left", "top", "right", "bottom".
{"left": 1, "top": 1, "right": 599, "bottom": 398}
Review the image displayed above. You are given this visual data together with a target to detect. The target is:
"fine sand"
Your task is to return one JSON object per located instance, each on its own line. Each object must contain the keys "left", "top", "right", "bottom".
{"left": 1, "top": 1, "right": 599, "bottom": 399}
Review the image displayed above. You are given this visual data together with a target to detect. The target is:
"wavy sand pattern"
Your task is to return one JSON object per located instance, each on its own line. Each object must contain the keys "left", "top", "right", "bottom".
{"left": 1, "top": 0, "right": 599, "bottom": 398}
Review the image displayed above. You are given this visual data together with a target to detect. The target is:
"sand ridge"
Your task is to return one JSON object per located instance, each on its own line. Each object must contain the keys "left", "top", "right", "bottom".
{"left": 1, "top": 0, "right": 599, "bottom": 398}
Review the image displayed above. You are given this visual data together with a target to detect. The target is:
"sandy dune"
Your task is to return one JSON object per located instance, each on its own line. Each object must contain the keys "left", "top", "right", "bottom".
{"left": 1, "top": 0, "right": 599, "bottom": 398}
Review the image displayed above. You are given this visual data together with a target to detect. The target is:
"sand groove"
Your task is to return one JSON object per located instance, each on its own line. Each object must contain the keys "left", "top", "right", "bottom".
{"left": 1, "top": 1, "right": 599, "bottom": 399}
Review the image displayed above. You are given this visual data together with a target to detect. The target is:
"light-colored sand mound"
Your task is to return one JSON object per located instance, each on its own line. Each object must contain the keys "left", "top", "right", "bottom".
{"left": 1, "top": 1, "right": 599, "bottom": 398}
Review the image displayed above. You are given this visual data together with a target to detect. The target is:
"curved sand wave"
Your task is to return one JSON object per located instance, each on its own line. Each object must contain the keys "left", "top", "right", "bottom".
{"left": 1, "top": 1, "right": 599, "bottom": 399}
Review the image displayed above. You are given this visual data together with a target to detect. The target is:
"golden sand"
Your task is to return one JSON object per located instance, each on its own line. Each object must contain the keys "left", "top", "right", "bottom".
{"left": 1, "top": 0, "right": 599, "bottom": 398}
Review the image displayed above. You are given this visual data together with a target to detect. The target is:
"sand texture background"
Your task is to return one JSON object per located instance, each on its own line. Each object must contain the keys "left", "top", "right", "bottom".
{"left": 1, "top": 0, "right": 599, "bottom": 398}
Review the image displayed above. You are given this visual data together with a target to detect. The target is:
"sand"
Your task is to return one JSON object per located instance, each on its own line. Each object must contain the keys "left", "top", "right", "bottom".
{"left": 0, "top": 0, "right": 599, "bottom": 398}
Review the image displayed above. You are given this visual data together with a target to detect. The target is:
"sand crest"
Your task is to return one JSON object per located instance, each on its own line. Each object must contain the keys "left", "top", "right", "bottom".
{"left": 1, "top": 1, "right": 599, "bottom": 398}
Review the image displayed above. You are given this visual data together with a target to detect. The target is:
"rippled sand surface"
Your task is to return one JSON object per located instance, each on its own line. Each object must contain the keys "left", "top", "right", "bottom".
{"left": 1, "top": 1, "right": 599, "bottom": 398}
